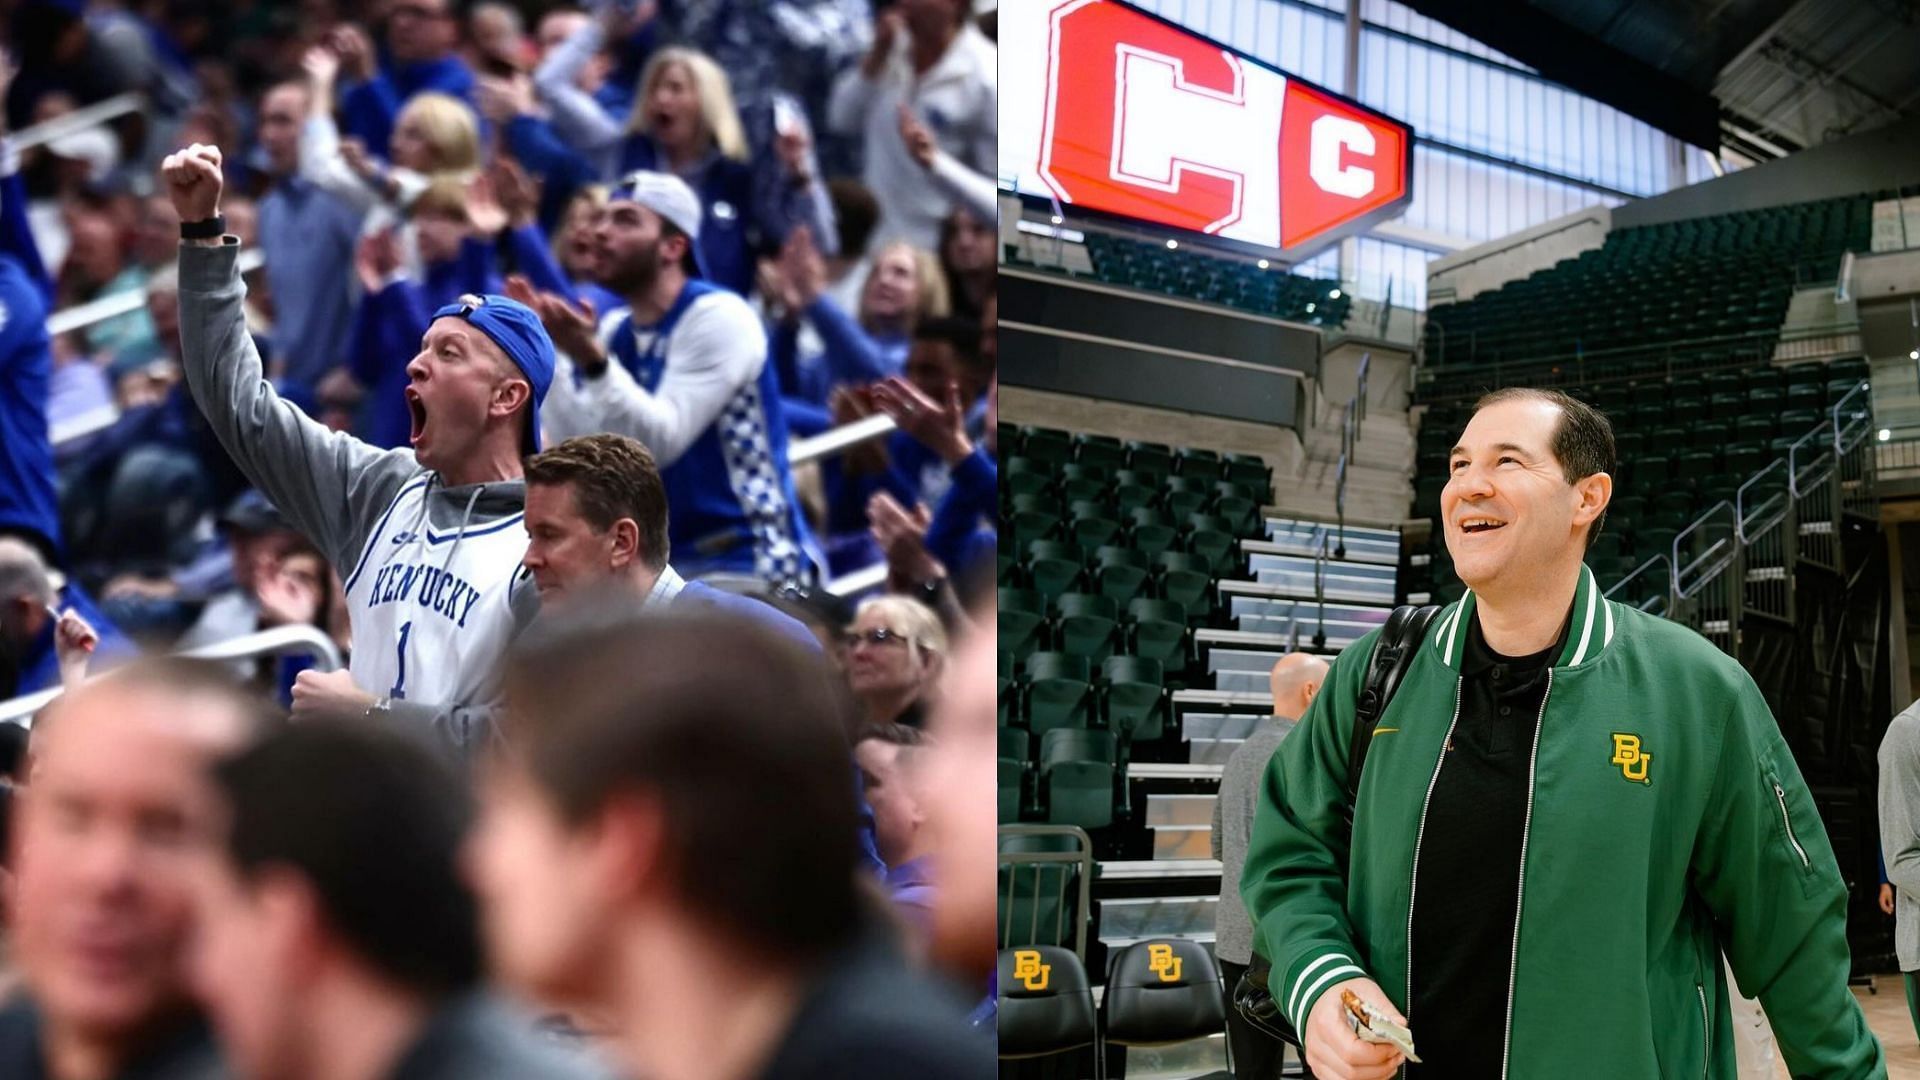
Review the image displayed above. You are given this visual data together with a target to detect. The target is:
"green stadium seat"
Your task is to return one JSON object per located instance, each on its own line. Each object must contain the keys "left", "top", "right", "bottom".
{"left": 1163, "top": 476, "right": 1211, "bottom": 520}
{"left": 998, "top": 758, "right": 1024, "bottom": 823}
{"left": 1025, "top": 653, "right": 1094, "bottom": 737}
{"left": 1691, "top": 422, "right": 1729, "bottom": 449}
{"left": 1784, "top": 382, "right": 1824, "bottom": 412}
{"left": 1187, "top": 528, "right": 1238, "bottom": 578}
{"left": 1103, "top": 656, "right": 1165, "bottom": 741}
{"left": 1213, "top": 496, "right": 1259, "bottom": 537}
{"left": 1128, "top": 599, "right": 1189, "bottom": 667}
{"left": 1675, "top": 450, "right": 1717, "bottom": 482}
{"left": 1000, "top": 588, "right": 1048, "bottom": 663}
{"left": 1708, "top": 393, "right": 1745, "bottom": 420}
{"left": 1747, "top": 386, "right": 1783, "bottom": 414}
{"left": 1076, "top": 435, "right": 1129, "bottom": 471}
{"left": 1023, "top": 430, "right": 1074, "bottom": 466}
{"left": 1093, "top": 546, "right": 1151, "bottom": 605}
{"left": 1068, "top": 504, "right": 1121, "bottom": 553}
{"left": 1111, "top": 471, "right": 1159, "bottom": 512}
{"left": 1001, "top": 727, "right": 1031, "bottom": 761}
{"left": 1178, "top": 448, "right": 1222, "bottom": 478}
{"left": 1054, "top": 593, "right": 1120, "bottom": 662}
{"left": 1041, "top": 729, "right": 1117, "bottom": 829}
{"left": 1128, "top": 442, "right": 1174, "bottom": 478}
{"left": 1006, "top": 457, "right": 1051, "bottom": 498}
{"left": 1734, "top": 415, "right": 1775, "bottom": 444}
{"left": 1155, "top": 551, "right": 1213, "bottom": 610}
{"left": 1025, "top": 540, "right": 1083, "bottom": 602}
{"left": 1724, "top": 444, "right": 1763, "bottom": 481}
{"left": 1012, "top": 492, "right": 1062, "bottom": 517}
{"left": 1224, "top": 452, "right": 1272, "bottom": 495}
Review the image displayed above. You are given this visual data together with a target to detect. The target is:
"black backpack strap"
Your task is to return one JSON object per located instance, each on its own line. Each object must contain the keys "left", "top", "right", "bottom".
{"left": 1342, "top": 603, "right": 1442, "bottom": 822}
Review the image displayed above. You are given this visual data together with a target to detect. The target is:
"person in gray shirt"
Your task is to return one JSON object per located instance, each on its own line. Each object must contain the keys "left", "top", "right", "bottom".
{"left": 162, "top": 143, "right": 551, "bottom": 752}
{"left": 1213, "top": 652, "right": 1326, "bottom": 1079}
{"left": 1880, "top": 698, "right": 1920, "bottom": 1043}
{"left": 189, "top": 720, "right": 606, "bottom": 1080}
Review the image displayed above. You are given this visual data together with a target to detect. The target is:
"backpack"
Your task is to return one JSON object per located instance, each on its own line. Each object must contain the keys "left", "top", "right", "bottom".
{"left": 1230, "top": 603, "right": 1443, "bottom": 1046}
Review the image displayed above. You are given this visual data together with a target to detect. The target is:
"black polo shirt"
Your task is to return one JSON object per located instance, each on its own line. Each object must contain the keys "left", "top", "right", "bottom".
{"left": 1406, "top": 605, "right": 1569, "bottom": 1078}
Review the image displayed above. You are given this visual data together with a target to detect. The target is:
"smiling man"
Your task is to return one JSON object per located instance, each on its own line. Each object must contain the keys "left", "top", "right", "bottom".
{"left": 1240, "top": 387, "right": 1881, "bottom": 1079}
{"left": 164, "top": 143, "right": 551, "bottom": 752}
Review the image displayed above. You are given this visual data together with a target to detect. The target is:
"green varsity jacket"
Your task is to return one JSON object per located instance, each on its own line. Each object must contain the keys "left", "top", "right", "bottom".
{"left": 1241, "top": 564, "right": 1884, "bottom": 1078}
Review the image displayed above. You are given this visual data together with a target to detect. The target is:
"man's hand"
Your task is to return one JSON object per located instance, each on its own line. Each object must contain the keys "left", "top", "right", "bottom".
{"left": 302, "top": 43, "right": 340, "bottom": 92}
{"left": 871, "top": 376, "right": 972, "bottom": 465}
{"left": 466, "top": 172, "right": 510, "bottom": 237}
{"left": 291, "top": 668, "right": 376, "bottom": 720}
{"left": 1303, "top": 977, "right": 1407, "bottom": 1080}
{"left": 1882, "top": 882, "right": 1896, "bottom": 916}
{"left": 778, "top": 225, "right": 826, "bottom": 308}
{"left": 897, "top": 104, "right": 936, "bottom": 171}
{"left": 326, "top": 24, "right": 378, "bottom": 83}
{"left": 476, "top": 73, "right": 537, "bottom": 124}
{"left": 257, "top": 567, "right": 323, "bottom": 629}
{"left": 52, "top": 607, "right": 99, "bottom": 689}
{"left": 505, "top": 275, "right": 604, "bottom": 372}
{"left": 868, "top": 491, "right": 944, "bottom": 590}
{"left": 160, "top": 143, "right": 224, "bottom": 225}
{"left": 356, "top": 228, "right": 403, "bottom": 293}
{"left": 489, "top": 157, "right": 540, "bottom": 229}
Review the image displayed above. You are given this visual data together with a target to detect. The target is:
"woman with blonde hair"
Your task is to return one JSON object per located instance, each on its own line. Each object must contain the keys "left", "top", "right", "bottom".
{"left": 299, "top": 42, "right": 480, "bottom": 230}
{"left": 768, "top": 228, "right": 950, "bottom": 407}
{"left": 494, "top": 6, "right": 833, "bottom": 297}
{"left": 843, "top": 595, "right": 949, "bottom": 729}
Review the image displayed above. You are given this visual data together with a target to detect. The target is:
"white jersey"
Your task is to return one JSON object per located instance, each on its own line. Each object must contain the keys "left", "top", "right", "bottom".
{"left": 340, "top": 476, "right": 529, "bottom": 709}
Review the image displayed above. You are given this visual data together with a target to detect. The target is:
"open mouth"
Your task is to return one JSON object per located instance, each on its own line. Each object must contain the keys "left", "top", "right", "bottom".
{"left": 1458, "top": 517, "right": 1507, "bottom": 535}
{"left": 407, "top": 388, "right": 428, "bottom": 446}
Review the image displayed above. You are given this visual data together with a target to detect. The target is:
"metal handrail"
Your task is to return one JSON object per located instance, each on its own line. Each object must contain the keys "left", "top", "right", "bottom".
{"left": 1736, "top": 459, "right": 1790, "bottom": 541}
{"left": 12, "top": 92, "right": 144, "bottom": 154}
{"left": 790, "top": 413, "right": 898, "bottom": 466}
{"left": 1831, "top": 380, "right": 1872, "bottom": 455}
{"left": 1673, "top": 501, "right": 1738, "bottom": 596}
{"left": 998, "top": 824, "right": 1095, "bottom": 962}
{"left": 49, "top": 249, "right": 267, "bottom": 338}
{"left": 1603, "top": 552, "right": 1671, "bottom": 611}
{"left": 0, "top": 624, "right": 345, "bottom": 726}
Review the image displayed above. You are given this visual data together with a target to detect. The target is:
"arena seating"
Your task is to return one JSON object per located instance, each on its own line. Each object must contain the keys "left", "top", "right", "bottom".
{"left": 1423, "top": 195, "right": 1871, "bottom": 371}
{"left": 1005, "top": 228, "right": 1353, "bottom": 326}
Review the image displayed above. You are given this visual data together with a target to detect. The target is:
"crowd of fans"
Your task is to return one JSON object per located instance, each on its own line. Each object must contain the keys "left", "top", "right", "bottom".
{"left": 0, "top": 0, "right": 1000, "bottom": 1074}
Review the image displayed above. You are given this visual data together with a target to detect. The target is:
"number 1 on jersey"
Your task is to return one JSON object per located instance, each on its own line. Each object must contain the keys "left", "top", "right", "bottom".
{"left": 389, "top": 621, "right": 412, "bottom": 700}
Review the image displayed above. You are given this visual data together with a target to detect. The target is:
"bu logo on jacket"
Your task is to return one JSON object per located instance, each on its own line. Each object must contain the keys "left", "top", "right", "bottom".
{"left": 1610, "top": 732, "right": 1653, "bottom": 785}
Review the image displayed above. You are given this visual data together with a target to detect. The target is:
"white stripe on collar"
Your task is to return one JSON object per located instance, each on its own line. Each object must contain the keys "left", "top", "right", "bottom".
{"left": 1568, "top": 565, "right": 1599, "bottom": 667}
{"left": 1602, "top": 589, "right": 1615, "bottom": 648}
{"left": 1443, "top": 593, "right": 1470, "bottom": 665}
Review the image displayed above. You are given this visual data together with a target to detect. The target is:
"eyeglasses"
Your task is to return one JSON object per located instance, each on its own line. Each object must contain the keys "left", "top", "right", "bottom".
{"left": 842, "top": 627, "right": 913, "bottom": 651}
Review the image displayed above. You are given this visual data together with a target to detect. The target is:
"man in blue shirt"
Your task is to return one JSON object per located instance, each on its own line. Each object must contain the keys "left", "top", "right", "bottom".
{"left": 519, "top": 432, "right": 816, "bottom": 649}
{"left": 255, "top": 80, "right": 363, "bottom": 393}
{"left": 324, "top": 8, "right": 475, "bottom": 161}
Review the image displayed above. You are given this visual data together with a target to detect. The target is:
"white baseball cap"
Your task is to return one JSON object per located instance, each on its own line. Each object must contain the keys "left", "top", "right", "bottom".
{"left": 609, "top": 170, "right": 708, "bottom": 279}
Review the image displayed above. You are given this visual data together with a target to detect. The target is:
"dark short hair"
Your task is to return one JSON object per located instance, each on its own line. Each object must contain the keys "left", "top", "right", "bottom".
{"left": 659, "top": 220, "right": 699, "bottom": 278}
{"left": 211, "top": 722, "right": 481, "bottom": 997}
{"left": 503, "top": 610, "right": 862, "bottom": 963}
{"left": 827, "top": 179, "right": 879, "bottom": 258}
{"left": 525, "top": 434, "right": 671, "bottom": 570}
{"left": 912, "top": 316, "right": 986, "bottom": 375}
{"left": 1469, "top": 387, "right": 1616, "bottom": 548}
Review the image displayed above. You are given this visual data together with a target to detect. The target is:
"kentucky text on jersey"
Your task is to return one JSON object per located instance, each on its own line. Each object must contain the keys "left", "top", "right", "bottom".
{"left": 365, "top": 561, "right": 486, "bottom": 628}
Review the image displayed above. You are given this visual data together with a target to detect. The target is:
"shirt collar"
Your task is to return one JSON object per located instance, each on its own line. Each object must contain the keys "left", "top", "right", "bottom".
{"left": 1432, "top": 563, "right": 1616, "bottom": 672}
{"left": 642, "top": 564, "right": 686, "bottom": 610}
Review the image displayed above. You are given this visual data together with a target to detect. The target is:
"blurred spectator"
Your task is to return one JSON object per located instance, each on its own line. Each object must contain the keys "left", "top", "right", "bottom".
{"left": 475, "top": 609, "right": 993, "bottom": 1080}
{"left": 868, "top": 372, "right": 995, "bottom": 583}
{"left": 896, "top": 100, "right": 994, "bottom": 225}
{"left": 59, "top": 194, "right": 156, "bottom": 361}
{"left": 533, "top": 7, "right": 629, "bottom": 128}
{"left": 772, "top": 232, "right": 947, "bottom": 409}
{"left": 326, "top": 5, "right": 476, "bottom": 160}
{"left": 0, "top": 534, "right": 134, "bottom": 697}
{"left": 191, "top": 721, "right": 603, "bottom": 1080}
{"left": 843, "top": 594, "right": 946, "bottom": 728}
{"left": 822, "top": 177, "right": 879, "bottom": 314}
{"left": 548, "top": 183, "right": 622, "bottom": 315}
{"left": 856, "top": 722, "right": 937, "bottom": 934}
{"left": 175, "top": 490, "right": 309, "bottom": 658}
{"left": 0, "top": 660, "right": 267, "bottom": 1078}
{"left": 526, "top": 171, "right": 814, "bottom": 584}
{"left": 467, "top": 1, "right": 530, "bottom": 77}
{"left": 828, "top": 0, "right": 994, "bottom": 249}
{"left": 520, "top": 432, "right": 820, "bottom": 649}
{"left": 506, "top": 27, "right": 833, "bottom": 298}
{"left": 256, "top": 79, "right": 361, "bottom": 391}
{"left": 937, "top": 205, "right": 992, "bottom": 325}
{"left": 303, "top": 42, "right": 479, "bottom": 237}
{"left": 6, "top": 0, "right": 194, "bottom": 149}
{"left": 918, "top": 599, "right": 996, "bottom": 986}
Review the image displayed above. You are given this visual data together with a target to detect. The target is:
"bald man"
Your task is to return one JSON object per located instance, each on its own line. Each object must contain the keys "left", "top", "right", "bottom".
{"left": 1212, "top": 651, "right": 1327, "bottom": 1079}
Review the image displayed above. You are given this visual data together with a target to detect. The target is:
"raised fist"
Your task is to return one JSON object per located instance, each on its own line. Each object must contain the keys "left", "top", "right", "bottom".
{"left": 160, "top": 143, "right": 224, "bottom": 224}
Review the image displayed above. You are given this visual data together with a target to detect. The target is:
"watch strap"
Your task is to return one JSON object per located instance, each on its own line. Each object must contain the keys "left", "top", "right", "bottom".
{"left": 179, "top": 215, "right": 226, "bottom": 240}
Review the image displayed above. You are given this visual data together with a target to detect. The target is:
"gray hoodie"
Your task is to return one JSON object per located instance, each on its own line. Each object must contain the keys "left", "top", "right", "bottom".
{"left": 1879, "top": 700, "right": 1920, "bottom": 971}
{"left": 178, "top": 240, "right": 538, "bottom": 750}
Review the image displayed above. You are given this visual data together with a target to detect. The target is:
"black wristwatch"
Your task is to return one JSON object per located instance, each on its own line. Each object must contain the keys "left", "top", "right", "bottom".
{"left": 179, "top": 215, "right": 226, "bottom": 240}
